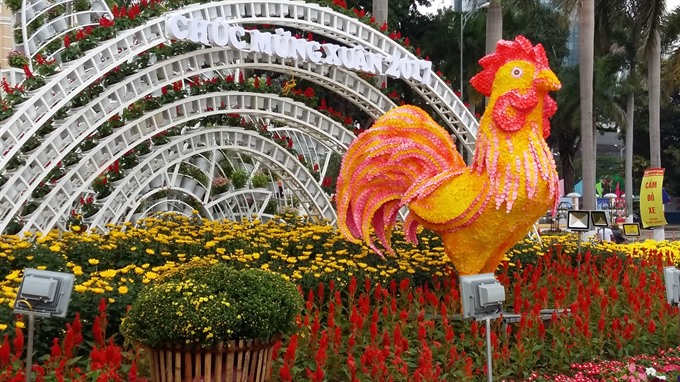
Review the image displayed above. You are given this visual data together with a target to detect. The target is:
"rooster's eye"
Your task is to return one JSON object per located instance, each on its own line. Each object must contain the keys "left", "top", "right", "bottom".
{"left": 511, "top": 67, "right": 523, "bottom": 78}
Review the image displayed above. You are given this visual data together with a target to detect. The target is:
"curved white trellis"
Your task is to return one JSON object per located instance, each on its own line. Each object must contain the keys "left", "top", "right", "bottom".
{"left": 2, "top": 0, "right": 481, "bottom": 232}
{"left": 1, "top": 0, "right": 478, "bottom": 170}
{"left": 14, "top": 95, "right": 344, "bottom": 232}
{"left": 3, "top": 89, "right": 353, "bottom": 209}
{"left": 0, "top": 46, "right": 392, "bottom": 210}
{"left": 5, "top": 44, "right": 391, "bottom": 184}
{"left": 42, "top": 128, "right": 334, "bottom": 232}
{"left": 17, "top": 0, "right": 112, "bottom": 64}
{"left": 133, "top": 188, "right": 276, "bottom": 223}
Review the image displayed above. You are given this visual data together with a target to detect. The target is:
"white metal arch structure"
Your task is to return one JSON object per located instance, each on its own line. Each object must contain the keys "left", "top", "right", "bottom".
{"left": 59, "top": 128, "right": 334, "bottom": 231}
{"left": 0, "top": 0, "right": 482, "bottom": 232}
{"left": 15, "top": 95, "right": 344, "bottom": 232}
{"left": 2, "top": 88, "right": 355, "bottom": 212}
{"left": 17, "top": 0, "right": 112, "bottom": 64}
{"left": 0, "top": 44, "right": 388, "bottom": 204}
{"left": 0, "top": 0, "right": 478, "bottom": 172}
{"left": 0, "top": 45, "right": 394, "bottom": 201}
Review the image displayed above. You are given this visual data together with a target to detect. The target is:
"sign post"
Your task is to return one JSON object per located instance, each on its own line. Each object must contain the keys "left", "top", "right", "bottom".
{"left": 640, "top": 168, "right": 666, "bottom": 240}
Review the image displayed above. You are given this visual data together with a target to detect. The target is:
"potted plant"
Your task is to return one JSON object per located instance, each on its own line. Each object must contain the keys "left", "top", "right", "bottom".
{"left": 31, "top": 182, "right": 51, "bottom": 199}
{"left": 251, "top": 171, "right": 270, "bottom": 188}
{"left": 61, "top": 35, "right": 83, "bottom": 63}
{"left": 136, "top": 140, "right": 152, "bottom": 156}
{"left": 73, "top": 0, "right": 90, "bottom": 12}
{"left": 2, "top": 78, "right": 26, "bottom": 105}
{"left": 6, "top": 154, "right": 25, "bottom": 171}
{"left": 121, "top": 261, "right": 302, "bottom": 382}
{"left": 22, "top": 64, "right": 46, "bottom": 91}
{"left": 7, "top": 50, "right": 28, "bottom": 68}
{"left": 63, "top": 151, "right": 81, "bottom": 167}
{"left": 78, "top": 134, "right": 98, "bottom": 152}
{"left": 231, "top": 170, "right": 248, "bottom": 189}
{"left": 211, "top": 176, "right": 230, "bottom": 195}
{"left": 4, "top": 217, "right": 24, "bottom": 235}
{"left": 120, "top": 150, "right": 138, "bottom": 170}
{"left": 47, "top": 162, "right": 65, "bottom": 183}
{"left": 91, "top": 174, "right": 111, "bottom": 198}
{"left": 46, "top": 4, "right": 65, "bottom": 21}
{"left": 90, "top": 16, "right": 115, "bottom": 40}
{"left": 66, "top": 209, "right": 84, "bottom": 231}
{"left": 75, "top": 27, "right": 98, "bottom": 52}
{"left": 22, "top": 135, "right": 41, "bottom": 152}
{"left": 21, "top": 200, "right": 40, "bottom": 217}
{"left": 13, "top": 28, "right": 23, "bottom": 44}
{"left": 79, "top": 195, "right": 98, "bottom": 218}
{"left": 34, "top": 54, "right": 58, "bottom": 77}
{"left": 0, "top": 99, "right": 13, "bottom": 122}
{"left": 49, "top": 6, "right": 68, "bottom": 32}
{"left": 151, "top": 131, "right": 168, "bottom": 146}
{"left": 106, "top": 160, "right": 124, "bottom": 182}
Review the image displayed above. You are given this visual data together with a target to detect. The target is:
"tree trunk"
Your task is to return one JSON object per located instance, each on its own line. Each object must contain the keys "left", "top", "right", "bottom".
{"left": 485, "top": 0, "right": 503, "bottom": 54}
{"left": 485, "top": 0, "right": 502, "bottom": 106}
{"left": 373, "top": 0, "right": 388, "bottom": 89}
{"left": 561, "top": 151, "right": 576, "bottom": 197}
{"left": 373, "top": 0, "right": 388, "bottom": 28}
{"left": 648, "top": 29, "right": 665, "bottom": 239}
{"left": 579, "top": 0, "right": 596, "bottom": 210}
{"left": 625, "top": 92, "right": 634, "bottom": 219}
{"left": 649, "top": 30, "right": 661, "bottom": 168}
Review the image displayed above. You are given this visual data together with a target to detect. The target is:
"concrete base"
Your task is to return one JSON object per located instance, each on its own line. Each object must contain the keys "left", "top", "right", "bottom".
{"left": 653, "top": 227, "right": 666, "bottom": 241}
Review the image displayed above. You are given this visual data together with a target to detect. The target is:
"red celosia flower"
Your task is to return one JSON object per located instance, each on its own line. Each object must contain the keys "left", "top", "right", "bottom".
{"left": 50, "top": 338, "right": 61, "bottom": 360}
{"left": 0, "top": 335, "right": 10, "bottom": 365}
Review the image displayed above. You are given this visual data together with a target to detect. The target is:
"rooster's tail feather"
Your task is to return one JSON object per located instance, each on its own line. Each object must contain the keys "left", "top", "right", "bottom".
{"left": 336, "top": 105, "right": 465, "bottom": 254}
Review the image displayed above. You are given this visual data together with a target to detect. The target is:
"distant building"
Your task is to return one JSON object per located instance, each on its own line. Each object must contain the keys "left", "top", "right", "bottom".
{"left": 0, "top": 5, "right": 13, "bottom": 68}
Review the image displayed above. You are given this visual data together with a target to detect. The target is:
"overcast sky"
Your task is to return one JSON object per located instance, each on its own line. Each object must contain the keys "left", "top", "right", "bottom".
{"left": 670, "top": 0, "right": 680, "bottom": 13}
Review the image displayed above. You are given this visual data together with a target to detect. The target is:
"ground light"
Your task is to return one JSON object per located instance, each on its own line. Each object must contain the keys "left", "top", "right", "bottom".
{"left": 664, "top": 266, "right": 680, "bottom": 307}
{"left": 460, "top": 273, "right": 506, "bottom": 382}
{"left": 13, "top": 269, "right": 75, "bottom": 382}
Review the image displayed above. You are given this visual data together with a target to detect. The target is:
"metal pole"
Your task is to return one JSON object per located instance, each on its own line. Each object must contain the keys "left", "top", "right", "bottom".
{"left": 25, "top": 314, "right": 34, "bottom": 382}
{"left": 485, "top": 317, "right": 493, "bottom": 382}
{"left": 460, "top": 10, "right": 464, "bottom": 99}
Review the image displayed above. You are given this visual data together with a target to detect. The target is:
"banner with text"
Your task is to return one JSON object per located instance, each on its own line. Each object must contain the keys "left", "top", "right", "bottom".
{"left": 640, "top": 168, "right": 667, "bottom": 227}
{"left": 165, "top": 14, "right": 434, "bottom": 85}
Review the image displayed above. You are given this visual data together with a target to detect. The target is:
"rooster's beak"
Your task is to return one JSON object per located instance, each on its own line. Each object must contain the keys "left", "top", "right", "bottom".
{"left": 534, "top": 69, "right": 561, "bottom": 92}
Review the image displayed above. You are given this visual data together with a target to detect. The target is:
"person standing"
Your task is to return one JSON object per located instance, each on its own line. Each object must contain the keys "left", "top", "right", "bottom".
{"left": 611, "top": 224, "right": 627, "bottom": 244}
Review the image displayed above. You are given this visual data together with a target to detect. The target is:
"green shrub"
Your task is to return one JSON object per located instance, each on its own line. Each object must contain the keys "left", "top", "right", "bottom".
{"left": 231, "top": 170, "right": 248, "bottom": 189}
{"left": 251, "top": 171, "right": 270, "bottom": 188}
{"left": 121, "top": 262, "right": 303, "bottom": 348}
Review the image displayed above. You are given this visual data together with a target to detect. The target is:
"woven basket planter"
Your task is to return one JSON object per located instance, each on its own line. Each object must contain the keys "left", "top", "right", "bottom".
{"left": 147, "top": 338, "right": 277, "bottom": 382}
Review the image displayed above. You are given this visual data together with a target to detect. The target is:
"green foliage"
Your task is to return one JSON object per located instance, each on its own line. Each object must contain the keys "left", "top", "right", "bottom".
{"left": 122, "top": 263, "right": 303, "bottom": 347}
{"left": 231, "top": 170, "right": 248, "bottom": 189}
{"left": 4, "top": 0, "right": 22, "bottom": 13}
{"left": 251, "top": 171, "right": 270, "bottom": 188}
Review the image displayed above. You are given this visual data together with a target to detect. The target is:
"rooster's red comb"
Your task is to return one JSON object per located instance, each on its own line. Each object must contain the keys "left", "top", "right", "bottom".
{"left": 470, "top": 36, "right": 551, "bottom": 97}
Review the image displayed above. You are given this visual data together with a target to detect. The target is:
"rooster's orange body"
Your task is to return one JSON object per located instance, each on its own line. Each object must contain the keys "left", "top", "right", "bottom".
{"left": 336, "top": 36, "right": 562, "bottom": 275}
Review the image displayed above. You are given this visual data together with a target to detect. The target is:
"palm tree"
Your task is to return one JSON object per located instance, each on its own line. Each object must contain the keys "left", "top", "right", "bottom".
{"left": 486, "top": 0, "right": 502, "bottom": 54}
{"left": 554, "top": 0, "right": 595, "bottom": 209}
{"left": 579, "top": 0, "right": 596, "bottom": 210}
{"left": 637, "top": 0, "right": 666, "bottom": 237}
{"left": 639, "top": 0, "right": 666, "bottom": 170}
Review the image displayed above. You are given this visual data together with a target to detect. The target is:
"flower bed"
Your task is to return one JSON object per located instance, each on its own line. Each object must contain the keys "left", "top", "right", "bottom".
{"left": 0, "top": 215, "right": 679, "bottom": 380}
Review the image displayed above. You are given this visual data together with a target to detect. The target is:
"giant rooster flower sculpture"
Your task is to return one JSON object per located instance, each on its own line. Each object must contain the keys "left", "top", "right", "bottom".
{"left": 336, "top": 36, "right": 562, "bottom": 275}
